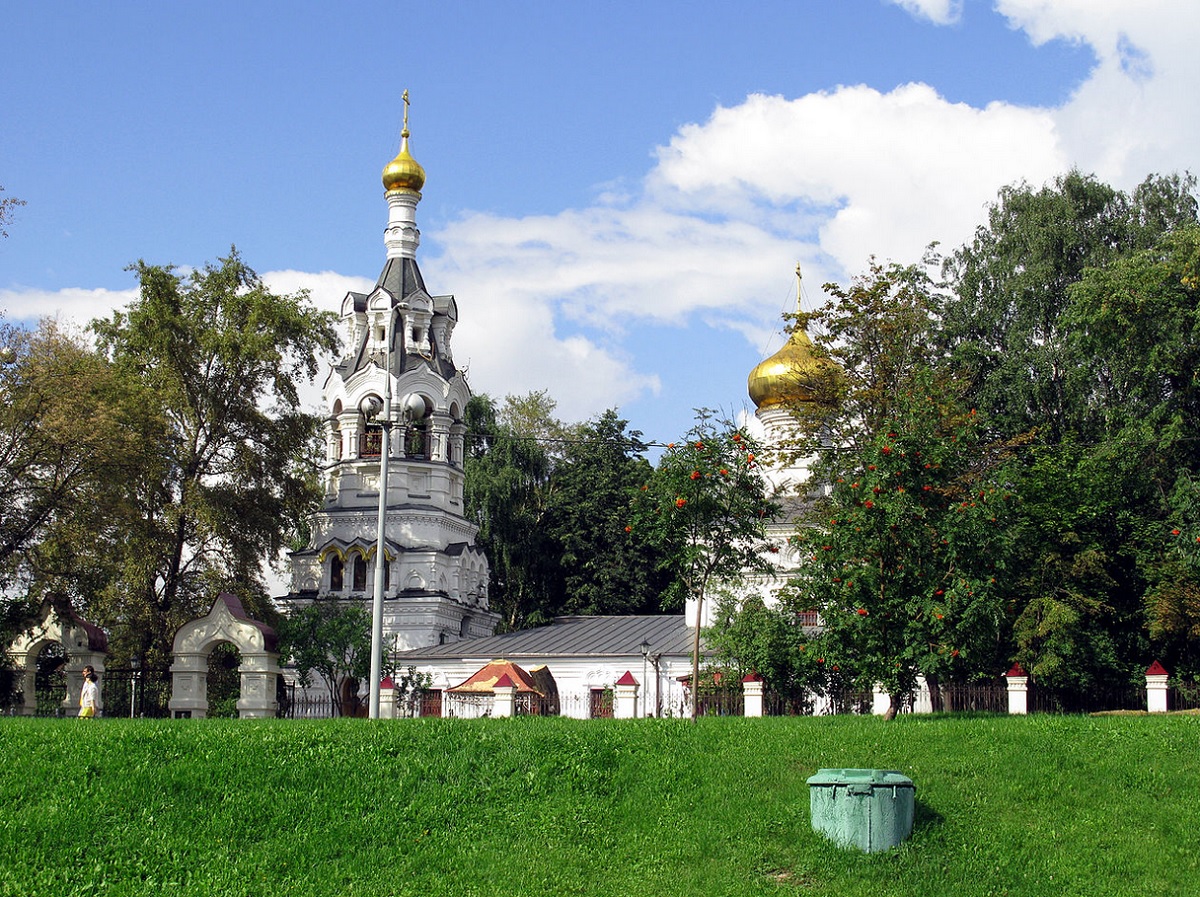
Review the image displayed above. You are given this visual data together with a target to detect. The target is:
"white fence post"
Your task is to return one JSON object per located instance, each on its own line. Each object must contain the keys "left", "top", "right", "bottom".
{"left": 379, "top": 676, "right": 396, "bottom": 719}
{"left": 1005, "top": 663, "right": 1029, "bottom": 715}
{"left": 1146, "top": 661, "right": 1170, "bottom": 713}
{"left": 742, "top": 673, "right": 764, "bottom": 717}
{"left": 613, "top": 671, "right": 639, "bottom": 719}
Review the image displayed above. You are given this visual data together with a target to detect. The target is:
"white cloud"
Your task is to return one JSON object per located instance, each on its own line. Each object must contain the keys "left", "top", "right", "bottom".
{"left": 0, "top": 286, "right": 138, "bottom": 324}
{"left": 652, "top": 85, "right": 1064, "bottom": 271}
{"left": 995, "top": 1, "right": 1200, "bottom": 184}
{"left": 886, "top": 0, "right": 964, "bottom": 25}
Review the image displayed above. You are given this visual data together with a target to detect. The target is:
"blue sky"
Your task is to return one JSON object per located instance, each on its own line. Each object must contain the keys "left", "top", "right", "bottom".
{"left": 2, "top": 1, "right": 1197, "bottom": 445}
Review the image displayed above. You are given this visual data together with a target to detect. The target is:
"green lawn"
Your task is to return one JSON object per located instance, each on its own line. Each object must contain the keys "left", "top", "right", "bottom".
{"left": 1, "top": 714, "right": 1196, "bottom": 896}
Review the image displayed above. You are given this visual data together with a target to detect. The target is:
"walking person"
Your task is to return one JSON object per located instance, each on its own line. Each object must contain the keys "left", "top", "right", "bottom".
{"left": 79, "top": 666, "right": 98, "bottom": 718}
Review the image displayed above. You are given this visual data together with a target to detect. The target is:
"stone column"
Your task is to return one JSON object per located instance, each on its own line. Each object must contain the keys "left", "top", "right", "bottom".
{"left": 1006, "top": 663, "right": 1029, "bottom": 715}
{"left": 1146, "top": 661, "right": 1170, "bottom": 713}
{"left": 613, "top": 671, "right": 639, "bottom": 719}
{"left": 236, "top": 652, "right": 280, "bottom": 719}
{"left": 169, "top": 653, "right": 209, "bottom": 719}
{"left": 492, "top": 674, "right": 517, "bottom": 718}
{"left": 742, "top": 673, "right": 765, "bottom": 717}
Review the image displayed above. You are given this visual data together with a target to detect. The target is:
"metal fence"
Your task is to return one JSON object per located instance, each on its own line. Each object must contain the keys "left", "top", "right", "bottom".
{"left": 99, "top": 668, "right": 172, "bottom": 718}
{"left": 1028, "top": 683, "right": 1147, "bottom": 714}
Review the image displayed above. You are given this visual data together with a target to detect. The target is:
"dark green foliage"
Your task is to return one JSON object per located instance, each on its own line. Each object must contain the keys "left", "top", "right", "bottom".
{"left": 706, "top": 593, "right": 818, "bottom": 702}
{"left": 0, "top": 320, "right": 162, "bottom": 654}
{"left": 942, "top": 171, "right": 1198, "bottom": 442}
{"left": 463, "top": 394, "right": 560, "bottom": 629}
{"left": 937, "top": 172, "right": 1200, "bottom": 693}
{"left": 774, "top": 259, "right": 1018, "bottom": 716}
{"left": 546, "top": 410, "right": 667, "bottom": 616}
{"left": 465, "top": 396, "right": 672, "bottom": 629}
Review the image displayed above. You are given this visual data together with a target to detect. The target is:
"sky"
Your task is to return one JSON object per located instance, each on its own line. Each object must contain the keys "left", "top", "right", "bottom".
{"left": 2, "top": 0, "right": 1198, "bottom": 447}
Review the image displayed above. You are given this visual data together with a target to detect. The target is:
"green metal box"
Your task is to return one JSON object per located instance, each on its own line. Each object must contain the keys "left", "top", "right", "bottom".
{"left": 807, "top": 768, "right": 915, "bottom": 853}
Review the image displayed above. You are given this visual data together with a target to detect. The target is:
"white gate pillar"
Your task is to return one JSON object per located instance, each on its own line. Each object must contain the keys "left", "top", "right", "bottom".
{"left": 492, "top": 674, "right": 517, "bottom": 718}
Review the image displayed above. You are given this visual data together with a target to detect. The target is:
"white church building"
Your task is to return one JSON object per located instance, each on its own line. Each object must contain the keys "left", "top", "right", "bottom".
{"left": 282, "top": 103, "right": 827, "bottom": 717}
{"left": 285, "top": 99, "right": 498, "bottom": 653}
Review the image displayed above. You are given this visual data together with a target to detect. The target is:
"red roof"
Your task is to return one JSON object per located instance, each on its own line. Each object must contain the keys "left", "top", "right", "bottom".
{"left": 615, "top": 670, "right": 638, "bottom": 686}
{"left": 742, "top": 671, "right": 764, "bottom": 683}
{"left": 448, "top": 659, "right": 542, "bottom": 695}
{"left": 1005, "top": 663, "right": 1028, "bottom": 677}
{"left": 1146, "top": 660, "right": 1169, "bottom": 676}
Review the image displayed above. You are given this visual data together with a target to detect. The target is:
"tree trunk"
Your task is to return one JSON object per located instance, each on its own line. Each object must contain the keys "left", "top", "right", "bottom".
{"left": 883, "top": 692, "right": 901, "bottom": 721}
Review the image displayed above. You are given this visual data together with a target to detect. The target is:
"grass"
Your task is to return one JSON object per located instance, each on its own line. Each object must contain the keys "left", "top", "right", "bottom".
{"left": 0, "top": 714, "right": 1197, "bottom": 896}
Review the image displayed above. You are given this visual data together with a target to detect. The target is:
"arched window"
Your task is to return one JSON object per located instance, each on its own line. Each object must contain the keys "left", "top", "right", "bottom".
{"left": 329, "top": 556, "right": 344, "bottom": 591}
{"left": 352, "top": 554, "right": 368, "bottom": 591}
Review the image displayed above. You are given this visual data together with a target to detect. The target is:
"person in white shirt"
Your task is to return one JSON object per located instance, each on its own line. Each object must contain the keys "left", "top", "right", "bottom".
{"left": 79, "top": 666, "right": 98, "bottom": 718}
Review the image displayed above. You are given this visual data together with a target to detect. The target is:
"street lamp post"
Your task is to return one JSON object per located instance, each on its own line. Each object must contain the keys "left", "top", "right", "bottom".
{"left": 361, "top": 307, "right": 427, "bottom": 719}
{"left": 129, "top": 654, "right": 141, "bottom": 719}
{"left": 640, "top": 639, "right": 651, "bottom": 719}
{"left": 361, "top": 308, "right": 400, "bottom": 720}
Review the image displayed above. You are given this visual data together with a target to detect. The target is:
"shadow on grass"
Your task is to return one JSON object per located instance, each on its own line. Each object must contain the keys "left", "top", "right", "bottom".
{"left": 914, "top": 797, "right": 944, "bottom": 833}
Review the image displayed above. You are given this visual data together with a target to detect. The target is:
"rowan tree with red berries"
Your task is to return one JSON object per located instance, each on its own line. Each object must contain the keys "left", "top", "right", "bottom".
{"left": 629, "top": 410, "right": 779, "bottom": 720}
{"left": 781, "top": 257, "right": 1019, "bottom": 719}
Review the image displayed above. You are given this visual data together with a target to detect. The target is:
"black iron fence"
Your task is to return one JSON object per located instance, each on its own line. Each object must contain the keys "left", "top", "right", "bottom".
{"left": 99, "top": 668, "right": 172, "bottom": 718}
{"left": 1028, "top": 683, "right": 1146, "bottom": 714}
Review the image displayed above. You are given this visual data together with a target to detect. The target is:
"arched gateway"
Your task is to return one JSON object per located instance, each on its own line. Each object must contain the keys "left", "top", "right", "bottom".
{"left": 5, "top": 601, "right": 108, "bottom": 716}
{"left": 168, "top": 593, "right": 281, "bottom": 719}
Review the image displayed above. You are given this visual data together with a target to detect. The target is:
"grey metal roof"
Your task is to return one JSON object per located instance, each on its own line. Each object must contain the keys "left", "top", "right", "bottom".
{"left": 396, "top": 614, "right": 704, "bottom": 661}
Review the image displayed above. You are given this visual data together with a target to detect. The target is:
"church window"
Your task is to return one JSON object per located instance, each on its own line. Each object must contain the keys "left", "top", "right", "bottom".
{"left": 329, "top": 556, "right": 344, "bottom": 591}
{"left": 352, "top": 554, "right": 368, "bottom": 591}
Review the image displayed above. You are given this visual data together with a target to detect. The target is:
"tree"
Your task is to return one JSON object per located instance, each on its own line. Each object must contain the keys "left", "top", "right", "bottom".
{"left": 1063, "top": 225, "right": 1200, "bottom": 678}
{"left": 546, "top": 410, "right": 667, "bottom": 616}
{"left": 0, "top": 185, "right": 24, "bottom": 238}
{"left": 279, "top": 600, "right": 371, "bottom": 716}
{"left": 89, "top": 249, "right": 339, "bottom": 662}
{"left": 784, "top": 259, "right": 1017, "bottom": 719}
{"left": 942, "top": 171, "right": 1198, "bottom": 442}
{"left": 939, "top": 172, "right": 1200, "bottom": 696}
{"left": 463, "top": 394, "right": 561, "bottom": 630}
{"left": 0, "top": 321, "right": 157, "bottom": 610}
{"left": 705, "top": 593, "right": 820, "bottom": 710}
{"left": 630, "top": 410, "right": 779, "bottom": 720}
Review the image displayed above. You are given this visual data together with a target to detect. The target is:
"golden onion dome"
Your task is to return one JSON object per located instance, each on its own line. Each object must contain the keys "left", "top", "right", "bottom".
{"left": 382, "top": 132, "right": 426, "bottom": 193}
{"left": 748, "top": 326, "right": 826, "bottom": 408}
{"left": 382, "top": 90, "right": 425, "bottom": 193}
{"left": 748, "top": 264, "right": 834, "bottom": 409}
